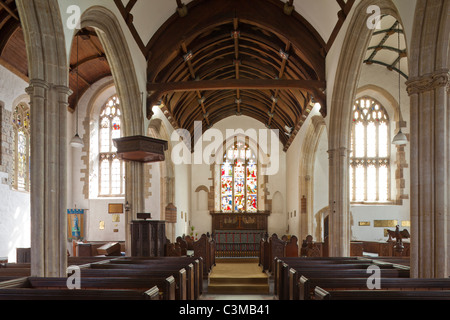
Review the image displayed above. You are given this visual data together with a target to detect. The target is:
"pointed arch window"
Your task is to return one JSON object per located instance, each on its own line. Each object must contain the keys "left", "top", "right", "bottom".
{"left": 221, "top": 143, "right": 258, "bottom": 213}
{"left": 350, "top": 97, "right": 390, "bottom": 202}
{"left": 99, "top": 96, "right": 125, "bottom": 196}
{"left": 11, "top": 103, "right": 31, "bottom": 192}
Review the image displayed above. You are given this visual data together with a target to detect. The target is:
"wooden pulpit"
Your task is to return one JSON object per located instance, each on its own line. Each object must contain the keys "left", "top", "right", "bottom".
{"left": 130, "top": 220, "right": 166, "bottom": 257}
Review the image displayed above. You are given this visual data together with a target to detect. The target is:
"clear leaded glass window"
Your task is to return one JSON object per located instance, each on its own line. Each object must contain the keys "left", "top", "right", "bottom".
{"left": 99, "top": 96, "right": 125, "bottom": 196}
{"left": 11, "top": 103, "right": 30, "bottom": 192}
{"left": 221, "top": 143, "right": 257, "bottom": 213}
{"left": 350, "top": 97, "right": 390, "bottom": 202}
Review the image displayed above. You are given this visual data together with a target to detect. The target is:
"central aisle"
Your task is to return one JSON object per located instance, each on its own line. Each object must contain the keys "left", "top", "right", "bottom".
{"left": 200, "top": 258, "right": 274, "bottom": 300}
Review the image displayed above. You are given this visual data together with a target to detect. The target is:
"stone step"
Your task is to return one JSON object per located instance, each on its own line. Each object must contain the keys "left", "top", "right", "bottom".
{"left": 207, "top": 283, "right": 270, "bottom": 295}
{"left": 209, "top": 276, "right": 269, "bottom": 285}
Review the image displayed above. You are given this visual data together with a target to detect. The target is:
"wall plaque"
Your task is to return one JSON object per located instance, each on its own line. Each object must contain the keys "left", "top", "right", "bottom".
{"left": 109, "top": 203, "right": 124, "bottom": 214}
{"left": 359, "top": 221, "right": 370, "bottom": 226}
{"left": 374, "top": 220, "right": 398, "bottom": 228}
{"left": 401, "top": 220, "right": 411, "bottom": 227}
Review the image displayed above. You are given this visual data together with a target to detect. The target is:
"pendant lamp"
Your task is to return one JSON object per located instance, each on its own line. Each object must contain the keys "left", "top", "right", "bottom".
{"left": 392, "top": 25, "right": 408, "bottom": 146}
{"left": 71, "top": 32, "right": 84, "bottom": 149}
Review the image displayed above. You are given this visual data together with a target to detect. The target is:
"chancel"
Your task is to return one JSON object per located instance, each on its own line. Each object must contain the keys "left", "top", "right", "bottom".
{"left": 0, "top": 0, "right": 449, "bottom": 302}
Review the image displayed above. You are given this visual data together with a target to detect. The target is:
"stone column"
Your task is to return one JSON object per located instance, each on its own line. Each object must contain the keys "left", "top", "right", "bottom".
{"left": 26, "top": 80, "right": 71, "bottom": 277}
{"left": 407, "top": 69, "right": 450, "bottom": 278}
{"left": 327, "top": 147, "right": 350, "bottom": 257}
{"left": 125, "top": 161, "right": 145, "bottom": 256}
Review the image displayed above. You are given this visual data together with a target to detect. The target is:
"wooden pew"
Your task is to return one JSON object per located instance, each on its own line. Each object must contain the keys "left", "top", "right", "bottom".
{"left": 0, "top": 268, "right": 30, "bottom": 278}
{"left": 78, "top": 257, "right": 201, "bottom": 300}
{"left": 284, "top": 267, "right": 409, "bottom": 300}
{"left": 285, "top": 236, "right": 299, "bottom": 257}
{"left": 274, "top": 257, "right": 410, "bottom": 300}
{"left": 109, "top": 257, "right": 203, "bottom": 299}
{"left": 299, "top": 277, "right": 450, "bottom": 300}
{"left": 176, "top": 237, "right": 188, "bottom": 256}
{"left": 259, "top": 233, "right": 268, "bottom": 269}
{"left": 193, "top": 234, "right": 215, "bottom": 278}
{"left": 80, "top": 264, "right": 189, "bottom": 300}
{"left": 268, "top": 234, "right": 286, "bottom": 272}
{"left": 0, "top": 276, "right": 160, "bottom": 300}
{"left": 314, "top": 286, "right": 450, "bottom": 300}
{"left": 273, "top": 257, "right": 367, "bottom": 298}
{"left": 26, "top": 276, "right": 176, "bottom": 300}
{"left": 0, "top": 287, "right": 160, "bottom": 300}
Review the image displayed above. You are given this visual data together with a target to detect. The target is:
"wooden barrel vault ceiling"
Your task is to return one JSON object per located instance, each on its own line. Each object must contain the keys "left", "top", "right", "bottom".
{"left": 1, "top": 0, "right": 358, "bottom": 152}
{"left": 140, "top": 0, "right": 343, "bottom": 151}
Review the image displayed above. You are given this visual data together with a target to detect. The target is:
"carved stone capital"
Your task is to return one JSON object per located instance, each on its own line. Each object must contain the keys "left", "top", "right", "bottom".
{"left": 406, "top": 69, "right": 450, "bottom": 95}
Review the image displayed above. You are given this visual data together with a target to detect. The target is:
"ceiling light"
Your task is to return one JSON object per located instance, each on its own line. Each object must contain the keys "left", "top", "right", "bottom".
{"left": 392, "top": 25, "right": 407, "bottom": 146}
{"left": 71, "top": 32, "right": 84, "bottom": 149}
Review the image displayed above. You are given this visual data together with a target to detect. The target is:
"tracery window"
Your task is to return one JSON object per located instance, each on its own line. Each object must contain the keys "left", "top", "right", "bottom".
{"left": 221, "top": 143, "right": 258, "bottom": 213}
{"left": 11, "top": 103, "right": 31, "bottom": 192}
{"left": 99, "top": 96, "right": 125, "bottom": 196}
{"left": 350, "top": 97, "right": 390, "bottom": 202}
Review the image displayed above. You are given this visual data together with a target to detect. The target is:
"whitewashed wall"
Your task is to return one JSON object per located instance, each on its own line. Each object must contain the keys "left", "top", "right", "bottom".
{"left": 0, "top": 66, "right": 31, "bottom": 262}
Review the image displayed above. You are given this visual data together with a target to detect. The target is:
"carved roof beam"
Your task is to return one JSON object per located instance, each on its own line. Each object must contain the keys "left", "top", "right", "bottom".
{"left": 0, "top": 0, "right": 19, "bottom": 21}
{"left": 232, "top": 18, "right": 242, "bottom": 114}
{"left": 181, "top": 41, "right": 210, "bottom": 126}
{"left": 268, "top": 42, "right": 291, "bottom": 127}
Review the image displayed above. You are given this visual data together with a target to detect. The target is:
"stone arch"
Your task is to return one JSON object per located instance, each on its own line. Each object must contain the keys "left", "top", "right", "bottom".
{"left": 314, "top": 206, "right": 330, "bottom": 242}
{"left": 79, "top": 6, "right": 143, "bottom": 137}
{"left": 299, "top": 115, "right": 326, "bottom": 242}
{"left": 327, "top": 0, "right": 404, "bottom": 257}
{"left": 195, "top": 185, "right": 209, "bottom": 211}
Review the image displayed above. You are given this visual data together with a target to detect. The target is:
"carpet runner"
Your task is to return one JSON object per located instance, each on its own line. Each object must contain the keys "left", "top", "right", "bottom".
{"left": 207, "top": 258, "right": 270, "bottom": 295}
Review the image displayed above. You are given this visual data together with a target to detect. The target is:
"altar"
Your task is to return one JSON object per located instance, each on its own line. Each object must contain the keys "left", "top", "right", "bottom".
{"left": 210, "top": 211, "right": 270, "bottom": 257}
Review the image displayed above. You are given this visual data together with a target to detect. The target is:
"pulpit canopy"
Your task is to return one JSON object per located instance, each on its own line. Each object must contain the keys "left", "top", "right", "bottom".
{"left": 113, "top": 135, "right": 168, "bottom": 163}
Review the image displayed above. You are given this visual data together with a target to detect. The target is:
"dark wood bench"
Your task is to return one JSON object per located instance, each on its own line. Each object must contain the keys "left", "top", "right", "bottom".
{"left": 26, "top": 276, "right": 176, "bottom": 300}
{"left": 0, "top": 287, "right": 160, "bottom": 300}
{"left": 300, "top": 277, "right": 450, "bottom": 300}
{"left": 78, "top": 264, "right": 188, "bottom": 300}
{"left": 0, "top": 276, "right": 159, "bottom": 300}
{"left": 93, "top": 257, "right": 200, "bottom": 299}
{"left": 274, "top": 257, "right": 410, "bottom": 300}
{"left": 109, "top": 257, "right": 203, "bottom": 299}
{"left": 315, "top": 286, "right": 450, "bottom": 300}
{"left": 0, "top": 268, "right": 30, "bottom": 277}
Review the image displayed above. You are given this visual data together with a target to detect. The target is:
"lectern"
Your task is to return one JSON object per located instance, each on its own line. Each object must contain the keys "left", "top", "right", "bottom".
{"left": 130, "top": 219, "right": 166, "bottom": 257}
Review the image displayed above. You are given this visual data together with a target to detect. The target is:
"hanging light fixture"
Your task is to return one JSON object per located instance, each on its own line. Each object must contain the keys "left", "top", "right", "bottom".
{"left": 71, "top": 31, "right": 84, "bottom": 149}
{"left": 392, "top": 23, "right": 408, "bottom": 146}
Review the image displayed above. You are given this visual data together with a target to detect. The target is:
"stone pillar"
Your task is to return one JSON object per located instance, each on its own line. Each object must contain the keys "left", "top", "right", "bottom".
{"left": 125, "top": 161, "right": 145, "bottom": 256}
{"left": 327, "top": 147, "right": 350, "bottom": 257}
{"left": 407, "top": 69, "right": 450, "bottom": 278}
{"left": 26, "top": 80, "right": 71, "bottom": 277}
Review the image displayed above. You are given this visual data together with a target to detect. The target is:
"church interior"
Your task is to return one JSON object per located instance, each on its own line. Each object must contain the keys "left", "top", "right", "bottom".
{"left": 0, "top": 0, "right": 449, "bottom": 302}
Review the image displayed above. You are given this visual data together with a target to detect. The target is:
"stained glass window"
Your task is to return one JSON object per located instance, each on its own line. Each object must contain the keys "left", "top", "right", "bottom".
{"left": 99, "top": 96, "right": 125, "bottom": 196}
{"left": 11, "top": 103, "right": 30, "bottom": 192}
{"left": 350, "top": 97, "right": 390, "bottom": 202}
{"left": 221, "top": 143, "right": 257, "bottom": 212}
